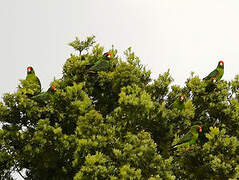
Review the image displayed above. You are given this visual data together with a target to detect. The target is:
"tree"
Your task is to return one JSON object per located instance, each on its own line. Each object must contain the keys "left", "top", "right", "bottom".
{"left": 69, "top": 36, "right": 96, "bottom": 56}
{"left": 1, "top": 36, "right": 239, "bottom": 179}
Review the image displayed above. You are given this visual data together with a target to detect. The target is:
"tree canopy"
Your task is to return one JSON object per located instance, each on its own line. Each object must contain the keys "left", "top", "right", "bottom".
{"left": 1, "top": 36, "right": 239, "bottom": 179}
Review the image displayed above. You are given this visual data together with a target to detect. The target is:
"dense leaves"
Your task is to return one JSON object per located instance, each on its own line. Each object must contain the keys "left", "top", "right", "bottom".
{"left": 1, "top": 36, "right": 239, "bottom": 179}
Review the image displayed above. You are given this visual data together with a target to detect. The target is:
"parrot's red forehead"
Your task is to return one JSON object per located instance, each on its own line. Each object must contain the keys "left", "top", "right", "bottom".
{"left": 198, "top": 126, "right": 202, "bottom": 132}
{"left": 212, "top": 78, "right": 216, "bottom": 80}
{"left": 107, "top": 52, "right": 112, "bottom": 56}
{"left": 219, "top": 60, "right": 224, "bottom": 64}
{"left": 27, "top": 66, "right": 32, "bottom": 69}
{"left": 51, "top": 86, "right": 56, "bottom": 91}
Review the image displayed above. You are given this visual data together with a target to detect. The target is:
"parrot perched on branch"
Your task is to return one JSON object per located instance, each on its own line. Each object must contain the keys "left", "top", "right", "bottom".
{"left": 171, "top": 125, "right": 202, "bottom": 149}
{"left": 86, "top": 52, "right": 112, "bottom": 73}
{"left": 203, "top": 61, "right": 224, "bottom": 81}
{"left": 25, "top": 66, "right": 41, "bottom": 96}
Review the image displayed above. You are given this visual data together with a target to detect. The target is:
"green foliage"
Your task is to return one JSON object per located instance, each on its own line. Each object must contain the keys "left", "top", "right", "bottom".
{"left": 1, "top": 36, "right": 239, "bottom": 179}
{"left": 173, "top": 127, "right": 239, "bottom": 179}
{"left": 69, "top": 36, "right": 96, "bottom": 55}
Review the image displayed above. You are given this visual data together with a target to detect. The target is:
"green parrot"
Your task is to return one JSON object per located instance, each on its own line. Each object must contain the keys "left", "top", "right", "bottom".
{"left": 32, "top": 85, "right": 56, "bottom": 105}
{"left": 25, "top": 66, "right": 41, "bottom": 96}
{"left": 86, "top": 52, "right": 112, "bottom": 73}
{"left": 203, "top": 61, "right": 224, "bottom": 81}
{"left": 205, "top": 77, "right": 217, "bottom": 92}
{"left": 172, "top": 125, "right": 202, "bottom": 149}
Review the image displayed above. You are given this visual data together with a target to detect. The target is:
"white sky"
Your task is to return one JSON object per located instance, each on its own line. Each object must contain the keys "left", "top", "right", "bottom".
{"left": 1, "top": 1, "right": 239, "bottom": 178}
{"left": 1, "top": 0, "right": 239, "bottom": 97}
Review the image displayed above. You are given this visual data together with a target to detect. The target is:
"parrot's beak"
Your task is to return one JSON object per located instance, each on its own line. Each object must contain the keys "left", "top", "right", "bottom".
{"left": 27, "top": 68, "right": 31, "bottom": 73}
{"left": 220, "top": 62, "right": 223, "bottom": 66}
{"left": 212, "top": 78, "right": 216, "bottom": 83}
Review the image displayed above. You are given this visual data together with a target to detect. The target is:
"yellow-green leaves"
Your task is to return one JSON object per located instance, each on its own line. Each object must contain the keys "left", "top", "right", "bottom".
{"left": 119, "top": 164, "right": 142, "bottom": 180}
{"left": 3, "top": 36, "right": 239, "bottom": 179}
{"left": 69, "top": 36, "right": 96, "bottom": 55}
{"left": 119, "top": 84, "right": 154, "bottom": 112}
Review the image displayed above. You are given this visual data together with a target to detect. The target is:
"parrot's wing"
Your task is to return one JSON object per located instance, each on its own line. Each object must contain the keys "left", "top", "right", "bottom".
{"left": 176, "top": 131, "right": 193, "bottom": 145}
{"left": 32, "top": 92, "right": 49, "bottom": 103}
{"left": 96, "top": 60, "right": 109, "bottom": 71}
{"left": 89, "top": 60, "right": 109, "bottom": 72}
{"left": 88, "top": 60, "right": 101, "bottom": 71}
{"left": 203, "top": 69, "right": 219, "bottom": 80}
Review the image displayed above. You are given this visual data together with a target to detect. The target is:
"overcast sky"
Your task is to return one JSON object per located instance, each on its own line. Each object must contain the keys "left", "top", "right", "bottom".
{"left": 1, "top": 0, "right": 239, "bottom": 98}
{"left": 2, "top": 0, "right": 239, "bottom": 179}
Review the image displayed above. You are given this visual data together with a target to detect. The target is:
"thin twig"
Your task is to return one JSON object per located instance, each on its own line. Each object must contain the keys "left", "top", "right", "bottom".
{"left": 17, "top": 169, "right": 25, "bottom": 180}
